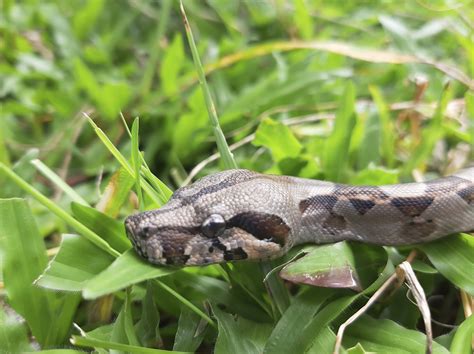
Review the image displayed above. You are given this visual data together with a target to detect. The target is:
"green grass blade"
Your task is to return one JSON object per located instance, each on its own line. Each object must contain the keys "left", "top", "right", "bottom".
{"left": 138, "top": 0, "right": 173, "bottom": 97}
{"left": 369, "top": 85, "right": 395, "bottom": 168}
{"left": 71, "top": 335, "right": 190, "bottom": 353}
{"left": 85, "top": 114, "right": 167, "bottom": 206}
{"left": 30, "top": 159, "right": 89, "bottom": 206}
{"left": 323, "top": 81, "right": 357, "bottom": 181}
{"left": 131, "top": 117, "right": 144, "bottom": 210}
{"left": 402, "top": 83, "right": 452, "bottom": 176}
{"left": 179, "top": 1, "right": 237, "bottom": 170}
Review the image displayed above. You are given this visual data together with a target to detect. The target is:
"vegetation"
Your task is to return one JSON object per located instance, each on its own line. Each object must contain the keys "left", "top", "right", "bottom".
{"left": 1, "top": 1, "right": 473, "bottom": 353}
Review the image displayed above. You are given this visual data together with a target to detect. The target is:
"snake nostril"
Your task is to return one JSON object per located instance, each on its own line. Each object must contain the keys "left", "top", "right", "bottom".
{"left": 140, "top": 226, "right": 150, "bottom": 239}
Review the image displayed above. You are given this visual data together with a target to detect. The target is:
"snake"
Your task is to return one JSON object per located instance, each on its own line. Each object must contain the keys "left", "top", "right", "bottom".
{"left": 125, "top": 168, "right": 474, "bottom": 266}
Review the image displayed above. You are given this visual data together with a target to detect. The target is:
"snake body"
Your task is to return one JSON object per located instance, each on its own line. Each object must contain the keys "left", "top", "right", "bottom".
{"left": 125, "top": 168, "right": 474, "bottom": 266}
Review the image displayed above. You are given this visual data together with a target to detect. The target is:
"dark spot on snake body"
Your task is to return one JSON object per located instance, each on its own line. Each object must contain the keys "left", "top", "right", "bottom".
{"left": 322, "top": 212, "right": 346, "bottom": 232}
{"left": 390, "top": 197, "right": 434, "bottom": 217}
{"left": 401, "top": 218, "right": 436, "bottom": 239}
{"left": 349, "top": 198, "right": 376, "bottom": 215}
{"left": 176, "top": 171, "right": 257, "bottom": 205}
{"left": 223, "top": 247, "right": 248, "bottom": 261}
{"left": 457, "top": 185, "right": 474, "bottom": 204}
{"left": 165, "top": 255, "right": 190, "bottom": 265}
{"left": 208, "top": 246, "right": 214, "bottom": 253}
{"left": 299, "top": 195, "right": 338, "bottom": 213}
{"left": 425, "top": 175, "right": 468, "bottom": 195}
{"left": 335, "top": 185, "right": 390, "bottom": 201}
{"left": 212, "top": 238, "right": 227, "bottom": 251}
{"left": 227, "top": 212, "right": 290, "bottom": 246}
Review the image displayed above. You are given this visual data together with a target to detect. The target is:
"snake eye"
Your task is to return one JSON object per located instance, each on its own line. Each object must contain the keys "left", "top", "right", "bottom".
{"left": 201, "top": 214, "right": 226, "bottom": 238}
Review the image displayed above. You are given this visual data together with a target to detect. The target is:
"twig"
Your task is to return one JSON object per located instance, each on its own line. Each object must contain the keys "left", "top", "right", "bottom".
{"left": 333, "top": 250, "right": 418, "bottom": 354}
{"left": 398, "top": 261, "right": 432, "bottom": 354}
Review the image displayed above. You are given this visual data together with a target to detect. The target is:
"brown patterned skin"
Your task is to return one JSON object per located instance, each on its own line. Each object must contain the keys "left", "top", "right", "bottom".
{"left": 125, "top": 168, "right": 474, "bottom": 266}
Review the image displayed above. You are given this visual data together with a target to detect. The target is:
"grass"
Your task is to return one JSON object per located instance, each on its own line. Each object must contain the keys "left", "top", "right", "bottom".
{"left": 0, "top": 1, "right": 473, "bottom": 353}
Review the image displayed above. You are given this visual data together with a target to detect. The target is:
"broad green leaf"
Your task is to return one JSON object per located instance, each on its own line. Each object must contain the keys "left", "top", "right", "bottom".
{"left": 0, "top": 198, "right": 79, "bottom": 346}
{"left": 450, "top": 314, "right": 474, "bottom": 354}
{"left": 36, "top": 234, "right": 114, "bottom": 291}
{"left": 71, "top": 203, "right": 131, "bottom": 253}
{"left": 0, "top": 306, "right": 33, "bottom": 352}
{"left": 343, "top": 315, "right": 449, "bottom": 353}
{"left": 253, "top": 117, "right": 303, "bottom": 162}
{"left": 213, "top": 305, "right": 273, "bottom": 354}
{"left": 173, "top": 308, "right": 207, "bottom": 352}
{"left": 323, "top": 81, "right": 357, "bottom": 181}
{"left": 83, "top": 249, "right": 175, "bottom": 299}
{"left": 421, "top": 233, "right": 474, "bottom": 295}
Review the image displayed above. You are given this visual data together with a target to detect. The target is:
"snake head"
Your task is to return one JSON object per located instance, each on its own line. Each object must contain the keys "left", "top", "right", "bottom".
{"left": 125, "top": 169, "right": 292, "bottom": 266}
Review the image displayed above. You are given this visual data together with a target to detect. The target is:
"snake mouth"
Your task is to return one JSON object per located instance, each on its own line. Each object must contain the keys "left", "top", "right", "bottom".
{"left": 125, "top": 216, "right": 149, "bottom": 259}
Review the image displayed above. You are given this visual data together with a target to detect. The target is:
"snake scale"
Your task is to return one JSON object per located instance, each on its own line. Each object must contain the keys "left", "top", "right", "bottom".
{"left": 125, "top": 168, "right": 474, "bottom": 266}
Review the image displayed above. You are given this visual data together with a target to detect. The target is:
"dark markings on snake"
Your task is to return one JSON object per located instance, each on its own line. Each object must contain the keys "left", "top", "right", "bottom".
{"left": 299, "top": 195, "right": 338, "bottom": 213}
{"left": 323, "top": 212, "right": 346, "bottom": 234}
{"left": 228, "top": 212, "right": 290, "bottom": 246}
{"left": 349, "top": 198, "right": 376, "bottom": 215}
{"left": 177, "top": 172, "right": 257, "bottom": 205}
{"left": 425, "top": 175, "right": 467, "bottom": 195}
{"left": 211, "top": 238, "right": 228, "bottom": 252}
{"left": 335, "top": 185, "right": 390, "bottom": 201}
{"left": 457, "top": 185, "right": 474, "bottom": 204}
{"left": 153, "top": 226, "right": 200, "bottom": 236}
{"left": 402, "top": 218, "right": 437, "bottom": 238}
{"left": 390, "top": 197, "right": 434, "bottom": 217}
{"left": 223, "top": 247, "right": 248, "bottom": 261}
{"left": 165, "top": 255, "right": 190, "bottom": 265}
